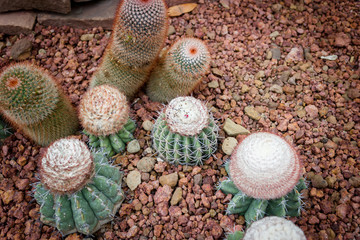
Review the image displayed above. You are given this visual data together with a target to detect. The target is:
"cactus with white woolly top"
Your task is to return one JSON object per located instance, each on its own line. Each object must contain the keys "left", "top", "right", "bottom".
{"left": 34, "top": 138, "right": 124, "bottom": 235}
{"left": 151, "top": 96, "right": 218, "bottom": 165}
{"left": 146, "top": 37, "right": 211, "bottom": 102}
{"left": 79, "top": 85, "right": 136, "bottom": 157}
{"left": 218, "top": 132, "right": 306, "bottom": 225}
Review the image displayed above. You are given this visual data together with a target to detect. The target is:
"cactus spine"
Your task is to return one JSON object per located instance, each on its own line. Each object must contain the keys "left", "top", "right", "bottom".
{"left": 0, "top": 116, "right": 12, "bottom": 141}
{"left": 0, "top": 63, "right": 78, "bottom": 146}
{"left": 90, "top": 0, "right": 169, "bottom": 98}
{"left": 146, "top": 37, "right": 211, "bottom": 102}
{"left": 218, "top": 132, "right": 306, "bottom": 224}
{"left": 151, "top": 96, "right": 218, "bottom": 165}
{"left": 79, "top": 85, "right": 136, "bottom": 157}
{"left": 34, "top": 138, "right": 125, "bottom": 235}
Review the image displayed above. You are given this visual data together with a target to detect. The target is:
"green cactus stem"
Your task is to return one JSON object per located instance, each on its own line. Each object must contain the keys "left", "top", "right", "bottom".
{"left": 226, "top": 231, "right": 245, "bottom": 240}
{"left": 34, "top": 138, "right": 125, "bottom": 235}
{"left": 0, "top": 63, "right": 78, "bottom": 146}
{"left": 79, "top": 85, "right": 136, "bottom": 157}
{"left": 146, "top": 37, "right": 211, "bottom": 102}
{"left": 218, "top": 132, "right": 306, "bottom": 224}
{"left": 0, "top": 116, "right": 12, "bottom": 141}
{"left": 151, "top": 96, "right": 218, "bottom": 165}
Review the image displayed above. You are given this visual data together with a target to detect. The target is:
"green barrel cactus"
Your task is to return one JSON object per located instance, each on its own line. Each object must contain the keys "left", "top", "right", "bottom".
{"left": 146, "top": 37, "right": 211, "bottom": 102}
{"left": 79, "top": 85, "right": 136, "bottom": 157}
{"left": 0, "top": 63, "right": 79, "bottom": 146}
{"left": 151, "top": 96, "right": 218, "bottom": 165}
{"left": 90, "top": 0, "right": 169, "bottom": 99}
{"left": 0, "top": 116, "right": 12, "bottom": 141}
{"left": 34, "top": 138, "right": 125, "bottom": 235}
{"left": 218, "top": 132, "right": 306, "bottom": 225}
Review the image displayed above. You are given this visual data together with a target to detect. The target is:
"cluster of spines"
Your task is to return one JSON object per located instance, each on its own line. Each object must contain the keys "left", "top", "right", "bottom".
{"left": 0, "top": 116, "right": 12, "bottom": 140}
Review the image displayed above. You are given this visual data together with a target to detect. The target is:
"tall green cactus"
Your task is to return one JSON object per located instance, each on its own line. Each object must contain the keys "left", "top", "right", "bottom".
{"left": 218, "top": 132, "right": 306, "bottom": 225}
{"left": 34, "top": 138, "right": 125, "bottom": 235}
{"left": 90, "top": 0, "right": 169, "bottom": 99}
{"left": 79, "top": 85, "right": 136, "bottom": 157}
{"left": 146, "top": 37, "right": 211, "bottom": 102}
{"left": 151, "top": 96, "right": 218, "bottom": 165}
{"left": 0, "top": 63, "right": 78, "bottom": 146}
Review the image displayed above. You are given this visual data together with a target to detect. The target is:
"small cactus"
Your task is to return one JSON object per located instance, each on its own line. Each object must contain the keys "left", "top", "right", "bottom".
{"left": 243, "top": 216, "right": 306, "bottom": 240}
{"left": 34, "top": 138, "right": 125, "bottom": 235}
{"left": 226, "top": 230, "right": 245, "bottom": 240}
{"left": 146, "top": 37, "right": 211, "bottom": 102}
{"left": 0, "top": 63, "right": 79, "bottom": 146}
{"left": 151, "top": 96, "right": 218, "bottom": 165}
{"left": 79, "top": 85, "right": 136, "bottom": 157}
{"left": 218, "top": 132, "right": 306, "bottom": 224}
{"left": 0, "top": 116, "right": 12, "bottom": 141}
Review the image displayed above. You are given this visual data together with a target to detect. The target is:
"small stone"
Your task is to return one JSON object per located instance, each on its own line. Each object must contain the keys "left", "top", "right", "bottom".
{"left": 241, "top": 84, "right": 250, "bottom": 93}
{"left": 244, "top": 106, "right": 261, "bottom": 120}
{"left": 300, "top": 62, "right": 312, "bottom": 71}
{"left": 334, "top": 33, "right": 351, "bottom": 47}
{"left": 80, "top": 34, "right": 94, "bottom": 41}
{"left": 269, "top": 31, "right": 280, "bottom": 38}
{"left": 168, "top": 25, "right": 175, "bottom": 35}
{"left": 170, "top": 187, "right": 182, "bottom": 205}
{"left": 10, "top": 38, "right": 32, "bottom": 60}
{"left": 305, "top": 105, "right": 319, "bottom": 119}
{"left": 266, "top": 50, "right": 272, "bottom": 60}
{"left": 159, "top": 172, "right": 178, "bottom": 188}
{"left": 219, "top": 0, "right": 230, "bottom": 8}
{"left": 142, "top": 120, "right": 153, "bottom": 131}
{"left": 126, "top": 170, "right": 141, "bottom": 191}
{"left": 270, "top": 84, "right": 283, "bottom": 94}
{"left": 38, "top": 49, "right": 46, "bottom": 55}
{"left": 154, "top": 225, "right": 163, "bottom": 237}
{"left": 311, "top": 174, "right": 328, "bottom": 188}
{"left": 344, "top": 121, "right": 355, "bottom": 131}
{"left": 2, "top": 190, "right": 14, "bottom": 204}
{"left": 347, "top": 89, "right": 360, "bottom": 99}
{"left": 223, "top": 118, "right": 250, "bottom": 136}
{"left": 336, "top": 204, "right": 348, "bottom": 219}
{"left": 154, "top": 185, "right": 172, "bottom": 204}
{"left": 127, "top": 226, "right": 140, "bottom": 238}
{"left": 271, "top": 47, "right": 281, "bottom": 60}
{"left": 255, "top": 70, "right": 265, "bottom": 80}
{"left": 194, "top": 174, "right": 203, "bottom": 186}
{"left": 208, "top": 80, "right": 219, "bottom": 88}
{"left": 349, "top": 176, "right": 360, "bottom": 187}
{"left": 211, "top": 68, "right": 223, "bottom": 77}
{"left": 127, "top": 140, "right": 140, "bottom": 153}
{"left": 271, "top": 3, "right": 282, "bottom": 12}
{"left": 285, "top": 47, "right": 304, "bottom": 62}
{"left": 327, "top": 115, "right": 337, "bottom": 124}
{"left": 308, "top": 216, "right": 320, "bottom": 224}
{"left": 137, "top": 157, "right": 155, "bottom": 173}
{"left": 222, "top": 137, "right": 238, "bottom": 155}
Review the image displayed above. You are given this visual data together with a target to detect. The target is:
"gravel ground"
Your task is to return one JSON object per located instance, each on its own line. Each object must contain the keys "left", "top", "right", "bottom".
{"left": 0, "top": 0, "right": 359, "bottom": 239}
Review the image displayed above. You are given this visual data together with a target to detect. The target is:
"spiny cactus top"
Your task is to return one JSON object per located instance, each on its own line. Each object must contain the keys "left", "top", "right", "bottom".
{"left": 229, "top": 132, "right": 301, "bottom": 200}
{"left": 0, "top": 63, "right": 59, "bottom": 125}
{"left": 243, "top": 216, "right": 306, "bottom": 240}
{"left": 40, "top": 138, "right": 94, "bottom": 195}
{"left": 79, "top": 85, "right": 129, "bottom": 136}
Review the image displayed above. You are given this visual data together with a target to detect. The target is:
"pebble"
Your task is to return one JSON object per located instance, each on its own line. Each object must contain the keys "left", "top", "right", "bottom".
{"left": 305, "top": 105, "right": 319, "bottom": 120}
{"left": 269, "top": 84, "right": 283, "bottom": 94}
{"left": 208, "top": 80, "right": 219, "bottom": 88}
{"left": 142, "top": 120, "right": 153, "bottom": 131}
{"left": 154, "top": 185, "right": 172, "bottom": 204}
{"left": 168, "top": 25, "right": 175, "bottom": 35}
{"left": 222, "top": 137, "right": 238, "bottom": 155}
{"left": 170, "top": 187, "right": 183, "bottom": 205}
{"left": 211, "top": 68, "right": 223, "bottom": 77}
{"left": 349, "top": 176, "right": 360, "bottom": 187}
{"left": 159, "top": 172, "right": 178, "bottom": 187}
{"left": 136, "top": 157, "right": 155, "bottom": 173}
{"left": 127, "top": 139, "right": 140, "bottom": 153}
{"left": 271, "top": 47, "right": 281, "bottom": 60}
{"left": 269, "top": 31, "right": 280, "bottom": 38}
{"left": 194, "top": 174, "right": 203, "bottom": 186}
{"left": 311, "top": 174, "right": 328, "bottom": 188}
{"left": 126, "top": 170, "right": 141, "bottom": 191}
{"left": 223, "top": 118, "right": 250, "bottom": 136}
{"left": 10, "top": 38, "right": 32, "bottom": 60}
{"left": 80, "top": 34, "right": 94, "bottom": 41}
{"left": 244, "top": 106, "right": 261, "bottom": 120}
{"left": 285, "top": 47, "right": 304, "bottom": 62}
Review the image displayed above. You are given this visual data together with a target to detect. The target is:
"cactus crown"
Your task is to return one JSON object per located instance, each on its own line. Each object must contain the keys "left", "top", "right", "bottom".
{"left": 165, "top": 96, "right": 209, "bottom": 136}
{"left": 167, "top": 38, "right": 210, "bottom": 76}
{"left": 243, "top": 216, "right": 306, "bottom": 240}
{"left": 0, "top": 63, "right": 59, "bottom": 125}
{"left": 229, "top": 132, "right": 301, "bottom": 200}
{"left": 40, "top": 138, "right": 94, "bottom": 195}
{"left": 79, "top": 85, "right": 129, "bottom": 136}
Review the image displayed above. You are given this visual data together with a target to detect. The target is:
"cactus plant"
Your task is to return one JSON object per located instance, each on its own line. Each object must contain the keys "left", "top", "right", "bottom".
{"left": 226, "top": 230, "right": 245, "bottom": 240}
{"left": 146, "top": 37, "right": 211, "bottom": 102}
{"left": 151, "top": 96, "right": 218, "bottom": 165}
{"left": 0, "top": 116, "right": 12, "bottom": 141}
{"left": 79, "top": 85, "right": 136, "bottom": 157}
{"left": 218, "top": 132, "right": 306, "bottom": 224}
{"left": 34, "top": 138, "right": 125, "bottom": 235}
{"left": 90, "top": 0, "right": 169, "bottom": 98}
{"left": 243, "top": 216, "right": 306, "bottom": 240}
{"left": 0, "top": 63, "right": 79, "bottom": 146}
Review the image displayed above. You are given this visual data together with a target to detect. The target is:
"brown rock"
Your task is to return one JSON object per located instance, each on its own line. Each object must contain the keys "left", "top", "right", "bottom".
{"left": 156, "top": 202, "right": 169, "bottom": 216}
{"left": 154, "top": 185, "right": 172, "bottom": 204}
{"left": 349, "top": 176, "right": 360, "bottom": 187}
{"left": 127, "top": 225, "right": 140, "bottom": 238}
{"left": 0, "top": 0, "right": 71, "bottom": 14}
{"left": 334, "top": 33, "right": 351, "bottom": 47}
{"left": 159, "top": 172, "right": 178, "bottom": 188}
{"left": 335, "top": 204, "right": 349, "bottom": 219}
{"left": 10, "top": 38, "right": 32, "bottom": 60}
{"left": 170, "top": 187, "right": 182, "bottom": 206}
{"left": 285, "top": 47, "right": 304, "bottom": 62}
{"left": 166, "top": 0, "right": 198, "bottom": 7}
{"left": 311, "top": 174, "right": 328, "bottom": 188}
{"left": 0, "top": 11, "right": 36, "bottom": 35}
{"left": 154, "top": 225, "right": 163, "bottom": 237}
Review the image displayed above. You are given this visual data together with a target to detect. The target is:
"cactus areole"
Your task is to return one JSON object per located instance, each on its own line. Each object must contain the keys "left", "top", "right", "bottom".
{"left": 229, "top": 132, "right": 301, "bottom": 200}
{"left": 40, "top": 138, "right": 94, "bottom": 195}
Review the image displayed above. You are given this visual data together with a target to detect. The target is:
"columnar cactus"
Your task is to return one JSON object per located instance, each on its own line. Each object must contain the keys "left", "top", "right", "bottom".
{"left": 34, "top": 138, "right": 125, "bottom": 235}
{"left": 146, "top": 37, "right": 211, "bottom": 102}
{"left": 151, "top": 96, "right": 218, "bottom": 165}
{"left": 243, "top": 216, "right": 306, "bottom": 240}
{"left": 0, "top": 63, "right": 78, "bottom": 146}
{"left": 0, "top": 116, "right": 12, "bottom": 141}
{"left": 90, "top": 0, "right": 169, "bottom": 98}
{"left": 218, "top": 132, "right": 306, "bottom": 224}
{"left": 79, "top": 85, "right": 136, "bottom": 157}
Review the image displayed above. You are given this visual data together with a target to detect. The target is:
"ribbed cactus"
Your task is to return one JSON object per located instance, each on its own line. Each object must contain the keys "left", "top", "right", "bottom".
{"left": 0, "top": 63, "right": 78, "bottom": 146}
{"left": 218, "top": 132, "right": 306, "bottom": 224}
{"left": 34, "top": 138, "right": 125, "bottom": 235}
{"left": 146, "top": 37, "right": 211, "bottom": 102}
{"left": 151, "top": 96, "right": 218, "bottom": 165}
{"left": 242, "top": 216, "right": 306, "bottom": 240}
{"left": 0, "top": 116, "right": 12, "bottom": 141}
{"left": 90, "top": 0, "right": 169, "bottom": 99}
{"left": 79, "top": 85, "right": 136, "bottom": 157}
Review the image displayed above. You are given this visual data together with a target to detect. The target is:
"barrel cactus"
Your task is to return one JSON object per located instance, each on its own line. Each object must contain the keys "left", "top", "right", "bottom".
{"left": 34, "top": 138, "right": 125, "bottom": 235}
{"left": 79, "top": 85, "right": 136, "bottom": 157}
{"left": 90, "top": 0, "right": 169, "bottom": 98}
{"left": 0, "top": 63, "right": 78, "bottom": 146}
{"left": 0, "top": 116, "right": 12, "bottom": 141}
{"left": 151, "top": 96, "right": 218, "bottom": 165}
{"left": 218, "top": 132, "right": 306, "bottom": 224}
{"left": 146, "top": 37, "right": 211, "bottom": 102}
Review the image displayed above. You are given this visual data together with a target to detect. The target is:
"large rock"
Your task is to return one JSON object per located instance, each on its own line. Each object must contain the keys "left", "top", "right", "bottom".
{"left": 37, "top": 0, "right": 118, "bottom": 30}
{"left": 0, "top": 0, "right": 71, "bottom": 14}
{"left": 166, "top": 0, "right": 198, "bottom": 7}
{"left": 0, "top": 12, "right": 36, "bottom": 35}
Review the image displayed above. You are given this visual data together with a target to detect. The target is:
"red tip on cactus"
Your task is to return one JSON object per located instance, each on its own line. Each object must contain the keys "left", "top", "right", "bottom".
{"left": 40, "top": 138, "right": 94, "bottom": 195}
{"left": 229, "top": 132, "right": 302, "bottom": 200}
